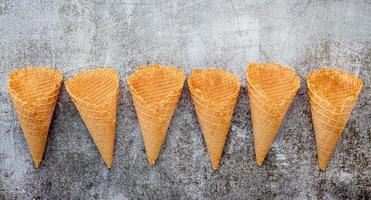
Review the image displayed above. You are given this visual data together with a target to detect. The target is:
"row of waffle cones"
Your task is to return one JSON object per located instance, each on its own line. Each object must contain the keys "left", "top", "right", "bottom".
{"left": 8, "top": 64, "right": 363, "bottom": 171}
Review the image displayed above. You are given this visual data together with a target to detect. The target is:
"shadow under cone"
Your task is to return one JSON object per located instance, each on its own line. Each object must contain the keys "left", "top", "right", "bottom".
{"left": 8, "top": 67, "right": 63, "bottom": 167}
{"left": 188, "top": 69, "right": 240, "bottom": 170}
{"left": 246, "top": 64, "right": 300, "bottom": 166}
{"left": 128, "top": 64, "right": 185, "bottom": 165}
{"left": 307, "top": 69, "right": 363, "bottom": 170}
{"left": 66, "top": 68, "right": 119, "bottom": 168}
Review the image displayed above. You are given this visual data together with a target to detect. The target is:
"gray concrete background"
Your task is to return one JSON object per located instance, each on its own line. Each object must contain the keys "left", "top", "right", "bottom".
{"left": 0, "top": 0, "right": 370, "bottom": 199}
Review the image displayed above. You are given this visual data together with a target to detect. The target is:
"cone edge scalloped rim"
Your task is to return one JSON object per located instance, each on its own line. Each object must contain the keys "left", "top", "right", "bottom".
{"left": 187, "top": 68, "right": 241, "bottom": 109}
{"left": 8, "top": 66, "right": 63, "bottom": 107}
{"left": 306, "top": 68, "right": 364, "bottom": 109}
{"left": 245, "top": 63, "right": 301, "bottom": 107}
{"left": 65, "top": 67, "right": 120, "bottom": 108}
{"left": 127, "top": 64, "right": 186, "bottom": 109}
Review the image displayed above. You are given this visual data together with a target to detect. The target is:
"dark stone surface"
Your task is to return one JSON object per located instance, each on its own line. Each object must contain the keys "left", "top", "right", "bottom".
{"left": 0, "top": 0, "right": 370, "bottom": 199}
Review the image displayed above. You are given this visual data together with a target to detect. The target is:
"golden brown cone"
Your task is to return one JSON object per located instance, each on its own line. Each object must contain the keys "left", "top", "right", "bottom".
{"left": 128, "top": 64, "right": 185, "bottom": 165}
{"left": 246, "top": 64, "right": 300, "bottom": 166}
{"left": 307, "top": 69, "right": 363, "bottom": 170}
{"left": 65, "top": 68, "right": 119, "bottom": 168}
{"left": 188, "top": 69, "right": 240, "bottom": 170}
{"left": 8, "top": 67, "right": 63, "bottom": 167}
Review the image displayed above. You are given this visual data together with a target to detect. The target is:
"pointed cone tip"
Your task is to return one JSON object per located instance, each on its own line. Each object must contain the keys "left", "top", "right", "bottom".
{"left": 104, "top": 159, "right": 113, "bottom": 168}
{"left": 319, "top": 162, "right": 328, "bottom": 171}
{"left": 34, "top": 160, "right": 41, "bottom": 168}
{"left": 256, "top": 159, "right": 264, "bottom": 166}
{"left": 211, "top": 161, "right": 220, "bottom": 170}
{"left": 148, "top": 158, "right": 156, "bottom": 166}
{"left": 319, "top": 160, "right": 329, "bottom": 171}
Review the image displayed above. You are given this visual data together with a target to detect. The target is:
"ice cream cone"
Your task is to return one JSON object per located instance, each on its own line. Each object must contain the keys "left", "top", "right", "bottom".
{"left": 8, "top": 67, "right": 63, "bottom": 167}
{"left": 307, "top": 68, "right": 363, "bottom": 170}
{"left": 246, "top": 64, "right": 300, "bottom": 166}
{"left": 188, "top": 69, "right": 240, "bottom": 170}
{"left": 65, "top": 68, "right": 119, "bottom": 168}
{"left": 128, "top": 64, "right": 185, "bottom": 165}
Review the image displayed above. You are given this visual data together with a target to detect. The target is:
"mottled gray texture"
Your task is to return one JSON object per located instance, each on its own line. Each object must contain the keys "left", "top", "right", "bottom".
{"left": 0, "top": 0, "right": 370, "bottom": 199}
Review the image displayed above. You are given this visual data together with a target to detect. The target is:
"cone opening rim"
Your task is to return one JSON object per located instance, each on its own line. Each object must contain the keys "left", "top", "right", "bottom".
{"left": 246, "top": 63, "right": 300, "bottom": 107}
{"left": 188, "top": 69, "right": 240, "bottom": 107}
{"left": 8, "top": 67, "right": 63, "bottom": 106}
{"left": 127, "top": 64, "right": 185, "bottom": 107}
{"left": 65, "top": 67, "right": 119, "bottom": 107}
{"left": 307, "top": 68, "right": 363, "bottom": 108}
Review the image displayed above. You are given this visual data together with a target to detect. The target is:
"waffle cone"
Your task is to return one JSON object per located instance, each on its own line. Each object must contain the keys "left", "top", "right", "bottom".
{"left": 65, "top": 68, "right": 119, "bottom": 168}
{"left": 128, "top": 64, "right": 185, "bottom": 165}
{"left": 188, "top": 69, "right": 240, "bottom": 170}
{"left": 246, "top": 64, "right": 300, "bottom": 166}
{"left": 8, "top": 67, "right": 62, "bottom": 167}
{"left": 307, "top": 69, "right": 363, "bottom": 170}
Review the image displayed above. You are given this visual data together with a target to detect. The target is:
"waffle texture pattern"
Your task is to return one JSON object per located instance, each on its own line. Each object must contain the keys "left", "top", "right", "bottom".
{"left": 188, "top": 69, "right": 240, "bottom": 170}
{"left": 307, "top": 69, "right": 363, "bottom": 170}
{"left": 66, "top": 68, "right": 119, "bottom": 168}
{"left": 246, "top": 64, "right": 300, "bottom": 166}
{"left": 8, "top": 67, "right": 63, "bottom": 167}
{"left": 128, "top": 64, "right": 185, "bottom": 165}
